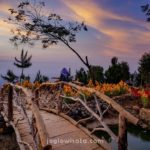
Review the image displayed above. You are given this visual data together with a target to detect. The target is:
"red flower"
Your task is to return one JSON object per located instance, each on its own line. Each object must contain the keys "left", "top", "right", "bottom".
{"left": 130, "top": 88, "right": 141, "bottom": 97}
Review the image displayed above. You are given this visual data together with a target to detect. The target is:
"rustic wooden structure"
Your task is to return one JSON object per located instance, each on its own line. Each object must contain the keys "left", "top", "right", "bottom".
{"left": 0, "top": 83, "right": 108, "bottom": 150}
{"left": 0, "top": 81, "right": 141, "bottom": 150}
{"left": 35, "top": 82, "right": 140, "bottom": 149}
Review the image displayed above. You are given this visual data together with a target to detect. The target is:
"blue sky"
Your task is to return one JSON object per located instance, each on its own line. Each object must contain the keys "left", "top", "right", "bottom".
{"left": 0, "top": 0, "right": 150, "bottom": 79}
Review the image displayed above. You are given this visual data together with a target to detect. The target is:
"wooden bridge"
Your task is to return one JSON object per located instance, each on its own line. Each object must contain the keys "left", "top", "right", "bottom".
{"left": 0, "top": 82, "right": 140, "bottom": 150}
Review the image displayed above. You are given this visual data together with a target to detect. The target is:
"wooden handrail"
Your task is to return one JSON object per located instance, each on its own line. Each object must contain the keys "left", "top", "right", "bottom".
{"left": 7, "top": 84, "right": 52, "bottom": 150}
{"left": 36, "top": 81, "right": 139, "bottom": 125}
{"left": 31, "top": 101, "right": 51, "bottom": 149}
{"left": 66, "top": 82, "right": 139, "bottom": 125}
{"left": 35, "top": 81, "right": 139, "bottom": 150}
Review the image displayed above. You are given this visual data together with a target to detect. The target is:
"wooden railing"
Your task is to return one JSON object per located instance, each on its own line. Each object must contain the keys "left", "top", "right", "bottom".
{"left": 0, "top": 81, "right": 141, "bottom": 150}
{"left": 35, "top": 81, "right": 140, "bottom": 150}
{"left": 0, "top": 84, "right": 52, "bottom": 150}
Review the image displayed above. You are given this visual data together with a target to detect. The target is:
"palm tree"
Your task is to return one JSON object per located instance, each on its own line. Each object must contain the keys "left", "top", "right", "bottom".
{"left": 1, "top": 69, "right": 18, "bottom": 83}
{"left": 14, "top": 49, "right": 32, "bottom": 81}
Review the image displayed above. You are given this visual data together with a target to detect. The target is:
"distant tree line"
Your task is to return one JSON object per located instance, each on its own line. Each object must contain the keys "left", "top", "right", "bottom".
{"left": 75, "top": 52, "right": 150, "bottom": 86}
{"left": 1, "top": 51, "right": 150, "bottom": 87}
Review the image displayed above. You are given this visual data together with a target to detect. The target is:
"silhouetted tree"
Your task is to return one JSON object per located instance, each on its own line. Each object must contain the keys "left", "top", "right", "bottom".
{"left": 141, "top": 4, "right": 150, "bottom": 21}
{"left": 75, "top": 68, "right": 88, "bottom": 85}
{"left": 88, "top": 66, "right": 104, "bottom": 83}
{"left": 105, "top": 57, "right": 130, "bottom": 83}
{"left": 34, "top": 70, "right": 49, "bottom": 83}
{"left": 111, "top": 57, "right": 118, "bottom": 65}
{"left": 1, "top": 69, "right": 18, "bottom": 83}
{"left": 120, "top": 61, "right": 130, "bottom": 81}
{"left": 6, "top": 1, "right": 97, "bottom": 82}
{"left": 138, "top": 52, "right": 150, "bottom": 85}
{"left": 130, "top": 71, "right": 141, "bottom": 86}
{"left": 14, "top": 49, "right": 32, "bottom": 81}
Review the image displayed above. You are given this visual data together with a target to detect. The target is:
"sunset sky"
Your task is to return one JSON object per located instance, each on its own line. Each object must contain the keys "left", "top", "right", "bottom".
{"left": 0, "top": 0, "right": 150, "bottom": 80}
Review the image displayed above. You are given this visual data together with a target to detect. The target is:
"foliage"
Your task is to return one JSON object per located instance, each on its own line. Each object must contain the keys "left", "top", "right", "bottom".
{"left": 130, "top": 88, "right": 150, "bottom": 108}
{"left": 34, "top": 70, "right": 49, "bottom": 83}
{"left": 1, "top": 70, "right": 18, "bottom": 83}
{"left": 63, "top": 85, "right": 75, "bottom": 97}
{"left": 88, "top": 65, "right": 104, "bottom": 83}
{"left": 20, "top": 80, "right": 33, "bottom": 89}
{"left": 138, "top": 52, "right": 150, "bottom": 85}
{"left": 63, "top": 80, "right": 129, "bottom": 99}
{"left": 141, "top": 4, "right": 150, "bottom": 22}
{"left": 17, "top": 80, "right": 41, "bottom": 89}
{"left": 88, "top": 80, "right": 129, "bottom": 97}
{"left": 34, "top": 81, "right": 41, "bottom": 89}
{"left": 120, "top": 61, "right": 130, "bottom": 81}
{"left": 7, "top": 0, "right": 92, "bottom": 78}
{"left": 75, "top": 68, "right": 88, "bottom": 85}
{"left": 105, "top": 57, "right": 130, "bottom": 83}
{"left": 14, "top": 49, "right": 32, "bottom": 81}
{"left": 129, "top": 71, "right": 141, "bottom": 86}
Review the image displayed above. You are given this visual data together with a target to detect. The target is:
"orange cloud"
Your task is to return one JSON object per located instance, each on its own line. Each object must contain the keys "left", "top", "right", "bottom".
{"left": 61, "top": 0, "right": 150, "bottom": 57}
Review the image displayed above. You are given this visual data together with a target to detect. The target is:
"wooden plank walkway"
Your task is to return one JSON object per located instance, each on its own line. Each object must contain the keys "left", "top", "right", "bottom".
{"left": 13, "top": 109, "right": 36, "bottom": 150}
{"left": 40, "top": 110, "right": 104, "bottom": 150}
{"left": 13, "top": 109, "right": 104, "bottom": 150}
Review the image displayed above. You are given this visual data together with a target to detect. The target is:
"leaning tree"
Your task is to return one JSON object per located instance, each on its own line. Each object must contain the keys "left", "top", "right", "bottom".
{"left": 7, "top": 0, "right": 96, "bottom": 83}
{"left": 14, "top": 49, "right": 32, "bottom": 81}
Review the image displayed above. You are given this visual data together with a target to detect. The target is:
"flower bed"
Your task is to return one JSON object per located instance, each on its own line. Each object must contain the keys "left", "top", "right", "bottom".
{"left": 88, "top": 80, "right": 129, "bottom": 97}
{"left": 130, "top": 87, "right": 150, "bottom": 108}
{"left": 16, "top": 80, "right": 41, "bottom": 90}
{"left": 63, "top": 80, "right": 130, "bottom": 100}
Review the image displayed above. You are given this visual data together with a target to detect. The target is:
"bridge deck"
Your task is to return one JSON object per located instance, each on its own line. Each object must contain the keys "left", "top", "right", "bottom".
{"left": 13, "top": 109, "right": 104, "bottom": 150}
{"left": 13, "top": 109, "right": 36, "bottom": 150}
{"left": 41, "top": 110, "right": 103, "bottom": 150}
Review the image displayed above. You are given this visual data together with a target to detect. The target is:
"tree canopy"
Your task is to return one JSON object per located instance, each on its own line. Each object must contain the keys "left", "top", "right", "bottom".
{"left": 75, "top": 68, "right": 88, "bottom": 85}
{"left": 105, "top": 57, "right": 130, "bottom": 83}
{"left": 138, "top": 52, "right": 150, "bottom": 85}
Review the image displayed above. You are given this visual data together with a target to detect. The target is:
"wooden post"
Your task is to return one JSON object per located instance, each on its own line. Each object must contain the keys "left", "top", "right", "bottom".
{"left": 58, "top": 95, "right": 62, "bottom": 114}
{"left": 8, "top": 85, "right": 13, "bottom": 121}
{"left": 35, "top": 89, "right": 39, "bottom": 107}
{"left": 118, "top": 113, "right": 127, "bottom": 150}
